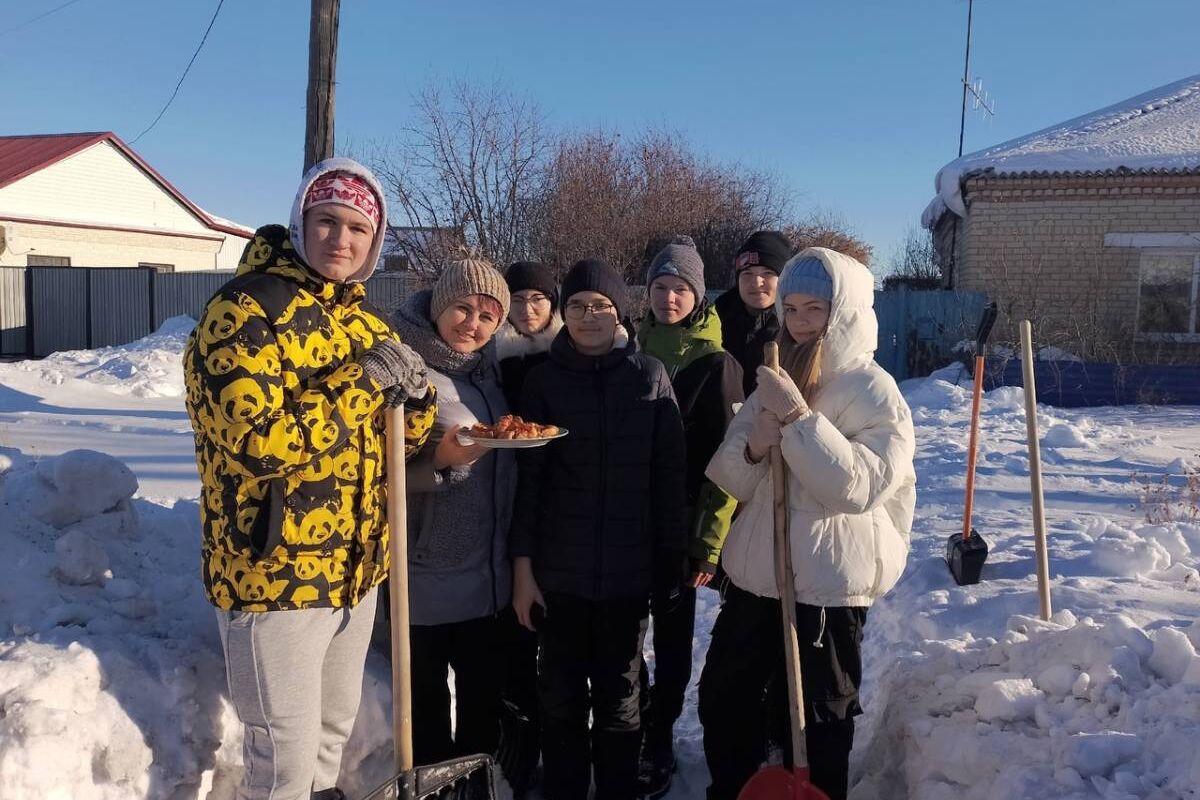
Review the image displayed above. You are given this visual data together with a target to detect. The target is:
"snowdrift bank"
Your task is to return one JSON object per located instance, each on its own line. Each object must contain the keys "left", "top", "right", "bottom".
{"left": 0, "top": 448, "right": 391, "bottom": 799}
{"left": 0, "top": 316, "right": 194, "bottom": 401}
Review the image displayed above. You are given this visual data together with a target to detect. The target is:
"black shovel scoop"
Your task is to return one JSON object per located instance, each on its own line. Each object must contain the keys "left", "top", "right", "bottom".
{"left": 946, "top": 302, "right": 998, "bottom": 586}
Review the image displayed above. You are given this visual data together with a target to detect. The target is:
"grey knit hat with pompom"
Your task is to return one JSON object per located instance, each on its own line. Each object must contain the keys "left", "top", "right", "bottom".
{"left": 646, "top": 234, "right": 705, "bottom": 299}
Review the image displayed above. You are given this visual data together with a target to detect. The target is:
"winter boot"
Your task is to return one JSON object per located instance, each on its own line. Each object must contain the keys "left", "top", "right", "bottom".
{"left": 497, "top": 698, "right": 540, "bottom": 798}
{"left": 636, "top": 726, "right": 676, "bottom": 799}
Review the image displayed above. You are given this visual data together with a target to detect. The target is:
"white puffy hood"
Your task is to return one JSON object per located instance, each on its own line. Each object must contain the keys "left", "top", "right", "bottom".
{"left": 288, "top": 157, "right": 388, "bottom": 283}
{"left": 775, "top": 247, "right": 878, "bottom": 378}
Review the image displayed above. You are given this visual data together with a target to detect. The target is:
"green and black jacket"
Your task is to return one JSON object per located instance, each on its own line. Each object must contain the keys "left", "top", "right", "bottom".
{"left": 638, "top": 302, "right": 744, "bottom": 573}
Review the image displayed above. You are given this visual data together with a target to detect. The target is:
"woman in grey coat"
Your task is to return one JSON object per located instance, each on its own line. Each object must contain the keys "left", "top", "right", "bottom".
{"left": 391, "top": 258, "right": 516, "bottom": 768}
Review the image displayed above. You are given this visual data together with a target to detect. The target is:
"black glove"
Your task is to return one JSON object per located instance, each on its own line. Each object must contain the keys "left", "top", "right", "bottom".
{"left": 358, "top": 339, "right": 429, "bottom": 406}
{"left": 653, "top": 549, "right": 687, "bottom": 611}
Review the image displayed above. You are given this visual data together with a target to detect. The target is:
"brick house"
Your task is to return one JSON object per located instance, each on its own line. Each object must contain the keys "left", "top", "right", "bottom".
{"left": 923, "top": 75, "right": 1200, "bottom": 362}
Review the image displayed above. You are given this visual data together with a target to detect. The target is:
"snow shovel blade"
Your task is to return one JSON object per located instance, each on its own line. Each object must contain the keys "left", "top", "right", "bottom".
{"left": 360, "top": 753, "right": 498, "bottom": 800}
{"left": 738, "top": 765, "right": 830, "bottom": 800}
{"left": 946, "top": 527, "right": 989, "bottom": 586}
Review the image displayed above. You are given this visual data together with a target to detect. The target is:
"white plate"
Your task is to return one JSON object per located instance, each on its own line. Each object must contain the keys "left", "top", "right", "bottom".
{"left": 456, "top": 428, "right": 569, "bottom": 449}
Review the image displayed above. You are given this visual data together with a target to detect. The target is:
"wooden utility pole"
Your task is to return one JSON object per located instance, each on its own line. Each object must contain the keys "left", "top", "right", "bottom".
{"left": 304, "top": 0, "right": 339, "bottom": 173}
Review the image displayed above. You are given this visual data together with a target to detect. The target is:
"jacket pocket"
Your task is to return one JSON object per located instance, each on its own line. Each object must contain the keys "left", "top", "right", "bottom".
{"left": 249, "top": 479, "right": 285, "bottom": 560}
{"left": 409, "top": 488, "right": 482, "bottom": 570}
{"left": 868, "top": 549, "right": 884, "bottom": 599}
{"left": 867, "top": 511, "right": 904, "bottom": 599}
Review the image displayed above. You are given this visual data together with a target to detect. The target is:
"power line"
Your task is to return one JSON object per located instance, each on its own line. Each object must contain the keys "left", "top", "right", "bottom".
{"left": 0, "top": 0, "right": 89, "bottom": 37}
{"left": 129, "top": 0, "right": 226, "bottom": 145}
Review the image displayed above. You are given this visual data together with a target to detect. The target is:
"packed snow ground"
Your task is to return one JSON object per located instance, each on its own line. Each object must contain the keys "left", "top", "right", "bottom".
{"left": 1, "top": 323, "right": 1198, "bottom": 799}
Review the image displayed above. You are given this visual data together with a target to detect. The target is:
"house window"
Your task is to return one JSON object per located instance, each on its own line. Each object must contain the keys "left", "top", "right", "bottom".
{"left": 27, "top": 255, "right": 70, "bottom": 267}
{"left": 139, "top": 262, "right": 175, "bottom": 273}
{"left": 1137, "top": 251, "right": 1199, "bottom": 336}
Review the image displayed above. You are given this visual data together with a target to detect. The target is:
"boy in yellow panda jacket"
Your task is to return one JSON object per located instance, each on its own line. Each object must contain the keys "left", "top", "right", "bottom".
{"left": 184, "top": 158, "right": 436, "bottom": 800}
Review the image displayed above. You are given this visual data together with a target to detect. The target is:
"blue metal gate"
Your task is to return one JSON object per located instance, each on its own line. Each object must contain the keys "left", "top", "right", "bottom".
{"left": 873, "top": 288, "right": 988, "bottom": 381}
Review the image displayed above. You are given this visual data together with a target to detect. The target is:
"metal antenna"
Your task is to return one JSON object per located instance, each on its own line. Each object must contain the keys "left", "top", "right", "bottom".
{"left": 957, "top": 0, "right": 996, "bottom": 158}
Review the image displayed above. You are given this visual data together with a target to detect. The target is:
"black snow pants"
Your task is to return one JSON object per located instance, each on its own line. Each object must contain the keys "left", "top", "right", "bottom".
{"left": 698, "top": 581, "right": 866, "bottom": 800}
{"left": 638, "top": 584, "right": 698, "bottom": 742}
{"left": 538, "top": 591, "right": 649, "bottom": 800}
{"left": 496, "top": 606, "right": 541, "bottom": 797}
{"left": 410, "top": 615, "right": 502, "bottom": 767}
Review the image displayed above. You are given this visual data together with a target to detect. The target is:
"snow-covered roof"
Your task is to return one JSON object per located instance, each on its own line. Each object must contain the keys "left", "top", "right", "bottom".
{"left": 194, "top": 207, "right": 254, "bottom": 239}
{"left": 922, "top": 74, "right": 1200, "bottom": 228}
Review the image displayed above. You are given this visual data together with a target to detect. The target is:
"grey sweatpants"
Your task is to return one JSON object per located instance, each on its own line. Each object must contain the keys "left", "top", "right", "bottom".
{"left": 215, "top": 588, "right": 379, "bottom": 800}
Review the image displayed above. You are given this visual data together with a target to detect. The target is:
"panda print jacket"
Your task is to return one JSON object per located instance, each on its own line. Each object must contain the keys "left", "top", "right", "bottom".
{"left": 184, "top": 224, "right": 437, "bottom": 612}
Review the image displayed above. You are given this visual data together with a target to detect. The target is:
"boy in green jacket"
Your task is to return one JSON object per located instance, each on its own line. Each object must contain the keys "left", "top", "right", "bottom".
{"left": 636, "top": 235, "right": 744, "bottom": 798}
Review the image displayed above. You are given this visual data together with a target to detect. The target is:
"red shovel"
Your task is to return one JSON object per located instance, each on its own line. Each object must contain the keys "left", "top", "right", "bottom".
{"left": 738, "top": 343, "right": 830, "bottom": 800}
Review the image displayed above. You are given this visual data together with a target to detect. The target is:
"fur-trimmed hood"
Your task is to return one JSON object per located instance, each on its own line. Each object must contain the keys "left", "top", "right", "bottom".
{"left": 494, "top": 317, "right": 564, "bottom": 361}
{"left": 776, "top": 247, "right": 878, "bottom": 378}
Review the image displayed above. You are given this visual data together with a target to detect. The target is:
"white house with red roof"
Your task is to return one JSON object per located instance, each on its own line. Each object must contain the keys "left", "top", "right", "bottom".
{"left": 0, "top": 132, "right": 254, "bottom": 271}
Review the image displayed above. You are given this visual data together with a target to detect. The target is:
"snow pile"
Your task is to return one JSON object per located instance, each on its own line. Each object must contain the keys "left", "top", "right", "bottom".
{"left": 855, "top": 611, "right": 1200, "bottom": 799}
{"left": 0, "top": 450, "right": 240, "bottom": 800}
{"left": 0, "top": 640, "right": 154, "bottom": 798}
{"left": 923, "top": 73, "right": 1200, "bottom": 225}
{"left": 5, "top": 449, "right": 138, "bottom": 529}
{"left": 1042, "top": 423, "right": 1090, "bottom": 449}
{"left": 848, "top": 377, "right": 1200, "bottom": 800}
{"left": 901, "top": 376, "right": 970, "bottom": 413}
{"left": 0, "top": 316, "right": 195, "bottom": 400}
{"left": 0, "top": 448, "right": 416, "bottom": 800}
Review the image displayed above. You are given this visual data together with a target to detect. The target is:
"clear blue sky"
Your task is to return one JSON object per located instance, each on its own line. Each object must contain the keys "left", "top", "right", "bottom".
{"left": 5, "top": 0, "right": 1198, "bottom": 274}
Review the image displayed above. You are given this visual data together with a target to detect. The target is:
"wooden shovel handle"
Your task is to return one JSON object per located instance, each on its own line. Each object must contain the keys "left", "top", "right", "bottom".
{"left": 1019, "top": 321, "right": 1053, "bottom": 622}
{"left": 764, "top": 342, "right": 809, "bottom": 768}
{"left": 386, "top": 405, "right": 414, "bottom": 774}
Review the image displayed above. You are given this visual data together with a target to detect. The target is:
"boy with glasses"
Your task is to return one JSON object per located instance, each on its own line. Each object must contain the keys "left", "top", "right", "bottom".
{"left": 497, "top": 261, "right": 562, "bottom": 409}
{"left": 510, "top": 258, "right": 687, "bottom": 800}
{"left": 494, "top": 260, "right": 562, "bottom": 795}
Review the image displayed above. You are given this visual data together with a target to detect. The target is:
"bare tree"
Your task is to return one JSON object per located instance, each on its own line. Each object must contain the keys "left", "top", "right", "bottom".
{"left": 783, "top": 209, "right": 874, "bottom": 267}
{"left": 881, "top": 225, "right": 942, "bottom": 289}
{"left": 365, "top": 80, "right": 551, "bottom": 278}
{"left": 534, "top": 129, "right": 787, "bottom": 286}
{"left": 534, "top": 130, "right": 642, "bottom": 275}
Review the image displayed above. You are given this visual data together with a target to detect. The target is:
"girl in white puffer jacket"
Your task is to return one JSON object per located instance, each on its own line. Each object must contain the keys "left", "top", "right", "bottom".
{"left": 698, "top": 247, "right": 916, "bottom": 800}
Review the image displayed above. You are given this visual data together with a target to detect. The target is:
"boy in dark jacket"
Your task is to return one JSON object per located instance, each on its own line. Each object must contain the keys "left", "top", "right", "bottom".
{"left": 635, "top": 236, "right": 744, "bottom": 798}
{"left": 510, "top": 258, "right": 687, "bottom": 800}
{"left": 713, "top": 230, "right": 791, "bottom": 396}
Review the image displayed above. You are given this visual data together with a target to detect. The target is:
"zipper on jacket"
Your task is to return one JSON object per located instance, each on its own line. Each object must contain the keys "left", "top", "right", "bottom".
{"left": 594, "top": 359, "right": 607, "bottom": 600}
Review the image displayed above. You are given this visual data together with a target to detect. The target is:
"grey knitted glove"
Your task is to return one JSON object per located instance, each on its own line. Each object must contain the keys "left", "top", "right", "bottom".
{"left": 358, "top": 340, "right": 429, "bottom": 405}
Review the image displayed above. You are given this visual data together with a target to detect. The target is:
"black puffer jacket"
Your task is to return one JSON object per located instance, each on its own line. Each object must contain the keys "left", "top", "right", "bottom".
{"left": 509, "top": 328, "right": 687, "bottom": 600}
{"left": 714, "top": 287, "right": 780, "bottom": 397}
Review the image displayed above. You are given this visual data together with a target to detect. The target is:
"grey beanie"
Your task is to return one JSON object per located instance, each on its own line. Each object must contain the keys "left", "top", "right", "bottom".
{"left": 646, "top": 234, "right": 705, "bottom": 300}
